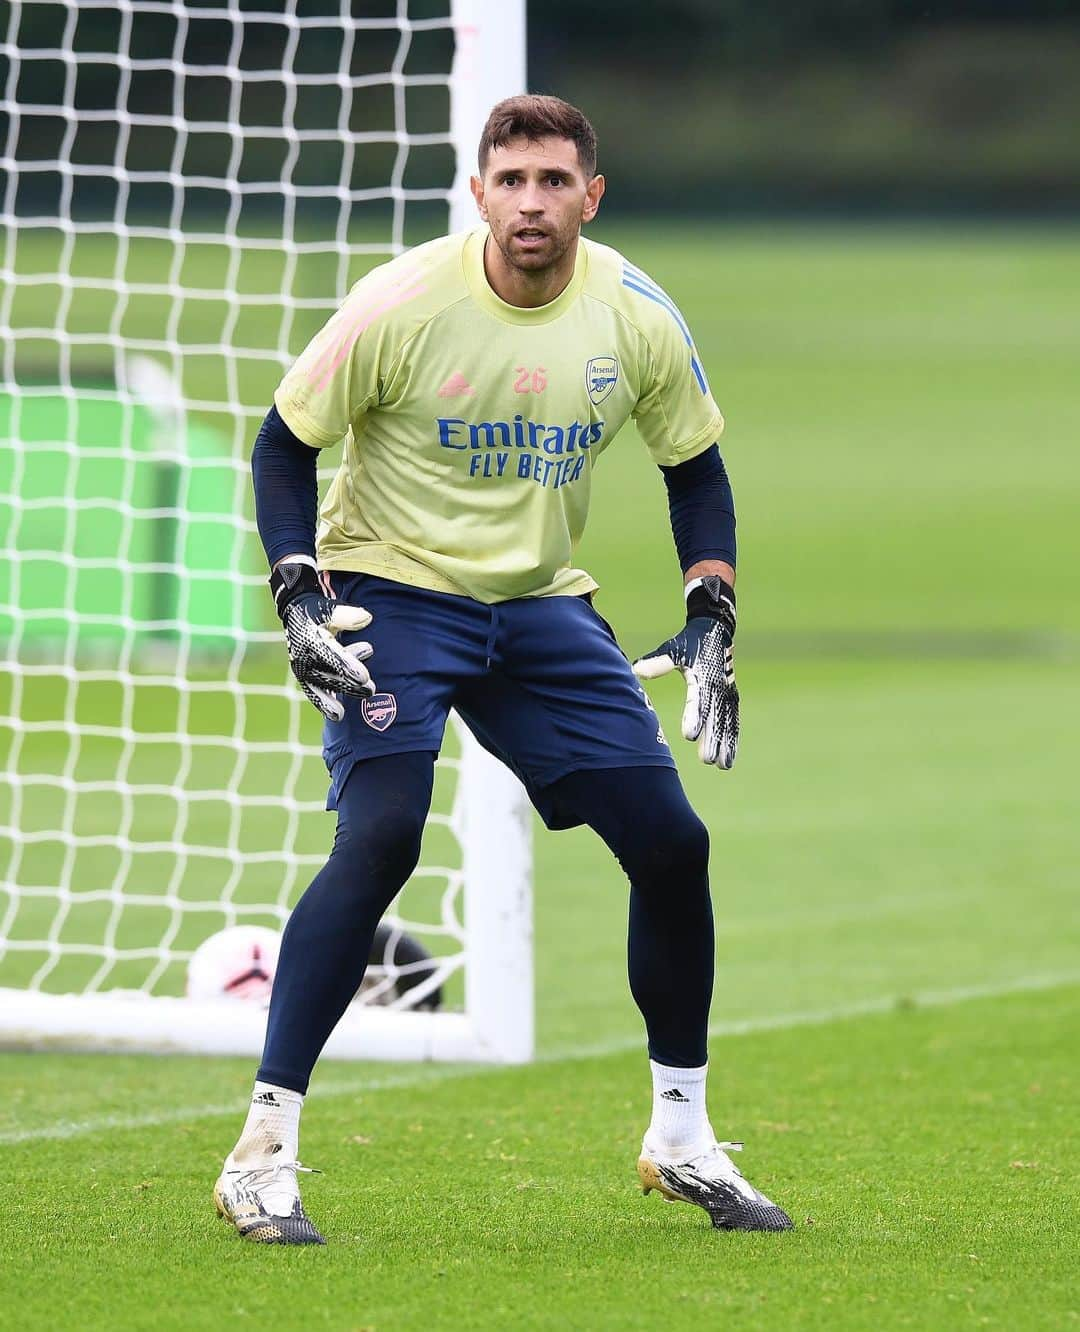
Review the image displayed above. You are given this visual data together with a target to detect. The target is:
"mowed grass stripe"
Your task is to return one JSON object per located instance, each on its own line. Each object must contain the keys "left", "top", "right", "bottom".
{"left": 1, "top": 985, "right": 1076, "bottom": 1332}
{"left": 4, "top": 967, "right": 1077, "bottom": 1146}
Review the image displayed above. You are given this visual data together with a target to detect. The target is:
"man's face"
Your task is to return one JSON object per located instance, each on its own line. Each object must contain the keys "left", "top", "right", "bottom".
{"left": 471, "top": 136, "right": 604, "bottom": 275}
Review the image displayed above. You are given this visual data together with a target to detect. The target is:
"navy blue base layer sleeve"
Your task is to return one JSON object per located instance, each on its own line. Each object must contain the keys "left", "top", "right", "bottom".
{"left": 660, "top": 443, "right": 736, "bottom": 572}
{"left": 251, "top": 404, "right": 320, "bottom": 567}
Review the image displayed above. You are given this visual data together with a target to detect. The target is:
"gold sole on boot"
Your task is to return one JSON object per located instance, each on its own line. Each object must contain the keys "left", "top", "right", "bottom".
{"left": 637, "top": 1155, "right": 685, "bottom": 1204}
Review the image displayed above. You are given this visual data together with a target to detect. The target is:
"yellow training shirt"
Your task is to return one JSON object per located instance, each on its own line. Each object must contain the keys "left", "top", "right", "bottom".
{"left": 274, "top": 226, "right": 724, "bottom": 603}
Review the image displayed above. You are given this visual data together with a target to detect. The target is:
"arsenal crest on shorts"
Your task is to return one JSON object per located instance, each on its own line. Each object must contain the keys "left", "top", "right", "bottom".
{"left": 361, "top": 692, "right": 397, "bottom": 732}
{"left": 585, "top": 355, "right": 619, "bottom": 405}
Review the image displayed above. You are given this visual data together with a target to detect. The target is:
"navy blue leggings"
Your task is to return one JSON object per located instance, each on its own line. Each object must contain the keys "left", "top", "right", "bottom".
{"left": 258, "top": 755, "right": 713, "bottom": 1092}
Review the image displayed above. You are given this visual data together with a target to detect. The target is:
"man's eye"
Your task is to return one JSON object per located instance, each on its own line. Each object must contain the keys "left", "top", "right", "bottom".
{"left": 503, "top": 175, "right": 518, "bottom": 186}
{"left": 548, "top": 177, "right": 564, "bottom": 186}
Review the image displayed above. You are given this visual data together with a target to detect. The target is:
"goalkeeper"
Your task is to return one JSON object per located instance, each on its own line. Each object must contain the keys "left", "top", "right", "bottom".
{"left": 214, "top": 95, "right": 793, "bottom": 1244}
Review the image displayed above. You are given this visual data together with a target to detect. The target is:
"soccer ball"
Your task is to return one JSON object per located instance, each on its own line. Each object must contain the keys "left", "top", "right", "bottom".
{"left": 186, "top": 925, "right": 281, "bottom": 1002}
{"left": 357, "top": 920, "right": 443, "bottom": 1010}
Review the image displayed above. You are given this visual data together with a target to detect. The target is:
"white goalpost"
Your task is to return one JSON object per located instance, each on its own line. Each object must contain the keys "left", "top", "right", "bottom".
{"left": 0, "top": 0, "right": 533, "bottom": 1062}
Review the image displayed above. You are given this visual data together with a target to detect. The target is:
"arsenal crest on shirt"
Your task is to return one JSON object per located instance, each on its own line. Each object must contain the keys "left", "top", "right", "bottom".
{"left": 361, "top": 692, "right": 398, "bottom": 731}
{"left": 586, "top": 355, "right": 619, "bottom": 405}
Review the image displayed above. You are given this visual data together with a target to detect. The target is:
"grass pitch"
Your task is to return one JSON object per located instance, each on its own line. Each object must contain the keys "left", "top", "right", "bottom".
{"left": 2, "top": 223, "right": 1078, "bottom": 1329}
{"left": 2, "top": 986, "right": 1077, "bottom": 1330}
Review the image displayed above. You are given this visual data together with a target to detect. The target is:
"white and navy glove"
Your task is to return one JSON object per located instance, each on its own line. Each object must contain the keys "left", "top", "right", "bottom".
{"left": 633, "top": 575, "right": 739, "bottom": 769}
{"left": 269, "top": 557, "right": 375, "bottom": 721}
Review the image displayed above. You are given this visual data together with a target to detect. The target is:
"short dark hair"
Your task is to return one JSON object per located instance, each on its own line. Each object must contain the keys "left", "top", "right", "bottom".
{"left": 478, "top": 95, "right": 598, "bottom": 178}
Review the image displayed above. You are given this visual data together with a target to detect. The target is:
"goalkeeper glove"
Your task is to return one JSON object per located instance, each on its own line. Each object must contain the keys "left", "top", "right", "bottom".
{"left": 632, "top": 575, "right": 739, "bottom": 769}
{"left": 269, "top": 559, "right": 375, "bottom": 721}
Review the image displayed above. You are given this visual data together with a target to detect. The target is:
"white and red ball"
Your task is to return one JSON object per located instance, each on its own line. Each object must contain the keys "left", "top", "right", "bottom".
{"left": 186, "top": 925, "right": 281, "bottom": 1002}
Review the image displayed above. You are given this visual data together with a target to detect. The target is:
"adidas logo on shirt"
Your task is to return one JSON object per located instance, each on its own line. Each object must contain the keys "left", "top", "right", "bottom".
{"left": 437, "top": 371, "right": 475, "bottom": 399}
{"left": 659, "top": 1088, "right": 689, "bottom": 1102}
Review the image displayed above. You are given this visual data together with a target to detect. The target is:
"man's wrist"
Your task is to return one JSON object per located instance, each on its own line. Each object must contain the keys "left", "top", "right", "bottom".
{"left": 684, "top": 575, "right": 708, "bottom": 603}
{"left": 269, "top": 559, "right": 323, "bottom": 619}
{"left": 684, "top": 574, "right": 735, "bottom": 605}
{"left": 683, "top": 559, "right": 734, "bottom": 596}
{"left": 685, "top": 574, "right": 736, "bottom": 629}
{"left": 273, "top": 554, "right": 317, "bottom": 572}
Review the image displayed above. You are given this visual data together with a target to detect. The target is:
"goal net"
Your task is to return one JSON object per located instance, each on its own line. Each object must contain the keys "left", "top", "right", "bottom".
{"left": 0, "top": 0, "right": 533, "bottom": 1062}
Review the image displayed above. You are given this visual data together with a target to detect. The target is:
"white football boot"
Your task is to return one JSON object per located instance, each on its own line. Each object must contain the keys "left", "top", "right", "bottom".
{"left": 214, "top": 1153, "right": 325, "bottom": 1245}
{"left": 638, "top": 1137, "right": 794, "bottom": 1231}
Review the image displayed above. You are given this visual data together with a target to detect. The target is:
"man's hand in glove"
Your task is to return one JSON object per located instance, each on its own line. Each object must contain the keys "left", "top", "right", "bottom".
{"left": 269, "top": 558, "right": 375, "bottom": 721}
{"left": 632, "top": 574, "right": 739, "bottom": 769}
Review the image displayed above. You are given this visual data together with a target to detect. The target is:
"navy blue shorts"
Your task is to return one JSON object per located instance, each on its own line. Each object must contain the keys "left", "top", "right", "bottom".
{"left": 321, "top": 573, "right": 675, "bottom": 829}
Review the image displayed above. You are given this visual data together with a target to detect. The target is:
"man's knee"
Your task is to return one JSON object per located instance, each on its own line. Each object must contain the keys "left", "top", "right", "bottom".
{"left": 332, "top": 803, "right": 425, "bottom": 885}
{"left": 328, "top": 752, "right": 433, "bottom": 888}
{"left": 639, "top": 805, "right": 709, "bottom": 883}
{"left": 614, "top": 787, "right": 710, "bottom": 888}
{"left": 670, "top": 806, "right": 710, "bottom": 873}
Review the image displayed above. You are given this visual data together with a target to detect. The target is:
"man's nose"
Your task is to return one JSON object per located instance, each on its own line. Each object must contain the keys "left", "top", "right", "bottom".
{"left": 518, "top": 183, "right": 545, "bottom": 215}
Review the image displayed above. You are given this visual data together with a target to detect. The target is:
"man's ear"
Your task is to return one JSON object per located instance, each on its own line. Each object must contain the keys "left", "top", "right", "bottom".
{"left": 582, "top": 173, "right": 605, "bottom": 224}
{"left": 470, "top": 174, "right": 487, "bottom": 220}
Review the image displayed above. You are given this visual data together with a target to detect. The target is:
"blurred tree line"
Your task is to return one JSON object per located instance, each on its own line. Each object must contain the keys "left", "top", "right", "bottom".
{"left": 3, "top": 0, "right": 1078, "bottom": 217}
{"left": 530, "top": 0, "right": 1080, "bottom": 211}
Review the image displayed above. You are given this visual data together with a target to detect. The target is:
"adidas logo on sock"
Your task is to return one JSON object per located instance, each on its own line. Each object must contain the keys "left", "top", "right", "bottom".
{"left": 253, "top": 1092, "right": 278, "bottom": 1106}
{"left": 660, "top": 1088, "right": 689, "bottom": 1102}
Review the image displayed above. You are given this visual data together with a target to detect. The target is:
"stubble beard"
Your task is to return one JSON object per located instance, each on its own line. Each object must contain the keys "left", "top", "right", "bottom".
{"left": 491, "top": 217, "right": 578, "bottom": 276}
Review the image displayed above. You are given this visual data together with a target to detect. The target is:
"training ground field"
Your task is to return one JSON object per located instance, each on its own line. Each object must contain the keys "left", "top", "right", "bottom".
{"left": 2, "top": 224, "right": 1078, "bottom": 1329}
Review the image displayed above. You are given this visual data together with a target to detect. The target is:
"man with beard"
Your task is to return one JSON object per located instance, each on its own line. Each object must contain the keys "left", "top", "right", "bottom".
{"left": 214, "top": 95, "right": 793, "bottom": 1244}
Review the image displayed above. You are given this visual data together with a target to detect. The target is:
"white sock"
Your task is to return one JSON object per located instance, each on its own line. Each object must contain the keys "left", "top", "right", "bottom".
{"left": 646, "top": 1060, "right": 711, "bottom": 1158}
{"left": 232, "top": 1080, "right": 303, "bottom": 1166}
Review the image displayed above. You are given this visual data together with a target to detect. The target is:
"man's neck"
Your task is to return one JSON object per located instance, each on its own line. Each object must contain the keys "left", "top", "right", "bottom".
{"left": 482, "top": 234, "right": 579, "bottom": 309}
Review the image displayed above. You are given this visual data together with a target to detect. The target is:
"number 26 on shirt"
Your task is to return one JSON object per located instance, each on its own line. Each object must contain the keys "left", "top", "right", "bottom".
{"left": 514, "top": 366, "right": 548, "bottom": 394}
